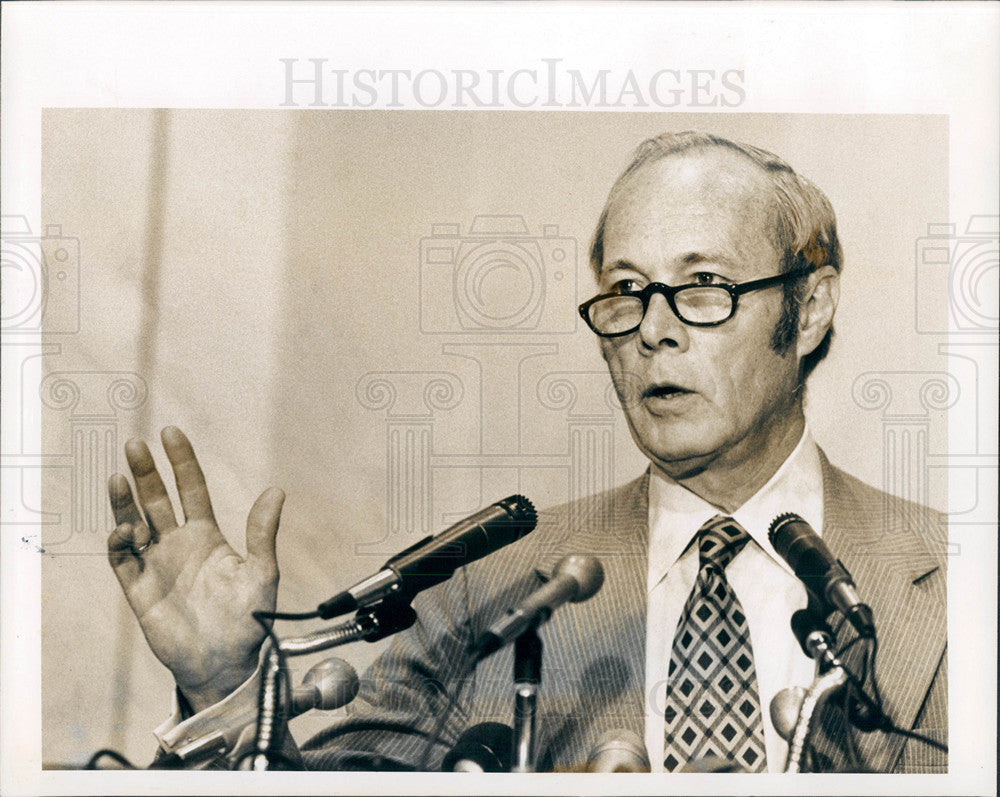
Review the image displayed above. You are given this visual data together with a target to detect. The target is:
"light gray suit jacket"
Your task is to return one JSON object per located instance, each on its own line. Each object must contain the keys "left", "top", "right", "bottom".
{"left": 302, "top": 453, "right": 947, "bottom": 773}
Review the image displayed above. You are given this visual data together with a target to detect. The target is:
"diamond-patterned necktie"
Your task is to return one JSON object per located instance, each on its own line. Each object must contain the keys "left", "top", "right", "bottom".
{"left": 662, "top": 515, "right": 767, "bottom": 773}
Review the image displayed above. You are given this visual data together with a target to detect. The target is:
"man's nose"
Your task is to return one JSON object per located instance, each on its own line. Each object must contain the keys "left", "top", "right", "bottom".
{"left": 638, "top": 292, "right": 690, "bottom": 352}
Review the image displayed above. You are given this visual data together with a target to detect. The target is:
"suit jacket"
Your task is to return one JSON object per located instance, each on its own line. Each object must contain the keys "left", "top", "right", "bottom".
{"left": 302, "top": 452, "right": 947, "bottom": 773}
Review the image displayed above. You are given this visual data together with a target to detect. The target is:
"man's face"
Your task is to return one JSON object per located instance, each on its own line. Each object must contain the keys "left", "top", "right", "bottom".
{"left": 598, "top": 149, "right": 804, "bottom": 481}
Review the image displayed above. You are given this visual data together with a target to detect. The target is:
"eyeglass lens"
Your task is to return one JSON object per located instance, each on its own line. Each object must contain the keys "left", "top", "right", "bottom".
{"left": 587, "top": 286, "right": 734, "bottom": 333}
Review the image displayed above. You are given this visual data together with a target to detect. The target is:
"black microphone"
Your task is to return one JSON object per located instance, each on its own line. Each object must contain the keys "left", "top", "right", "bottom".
{"left": 473, "top": 555, "right": 604, "bottom": 660}
{"left": 768, "top": 513, "right": 875, "bottom": 638}
{"left": 442, "top": 722, "right": 513, "bottom": 772}
{"left": 319, "top": 496, "right": 537, "bottom": 619}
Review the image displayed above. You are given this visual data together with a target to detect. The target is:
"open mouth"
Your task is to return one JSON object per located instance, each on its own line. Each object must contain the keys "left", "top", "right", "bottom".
{"left": 643, "top": 383, "right": 692, "bottom": 399}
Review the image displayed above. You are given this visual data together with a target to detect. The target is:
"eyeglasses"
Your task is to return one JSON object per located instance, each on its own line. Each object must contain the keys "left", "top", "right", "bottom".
{"left": 578, "top": 267, "right": 815, "bottom": 337}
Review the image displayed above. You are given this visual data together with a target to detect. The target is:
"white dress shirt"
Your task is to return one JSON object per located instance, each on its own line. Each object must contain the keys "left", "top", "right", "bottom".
{"left": 643, "top": 429, "right": 824, "bottom": 772}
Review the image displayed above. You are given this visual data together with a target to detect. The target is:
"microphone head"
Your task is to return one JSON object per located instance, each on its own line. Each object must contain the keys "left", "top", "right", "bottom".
{"left": 587, "top": 729, "right": 650, "bottom": 772}
{"left": 302, "top": 657, "right": 360, "bottom": 711}
{"left": 553, "top": 555, "right": 605, "bottom": 602}
{"left": 679, "top": 755, "right": 742, "bottom": 773}
{"left": 442, "top": 722, "right": 513, "bottom": 772}
{"left": 495, "top": 494, "right": 538, "bottom": 540}
{"left": 768, "top": 511, "right": 809, "bottom": 555}
{"left": 770, "top": 685, "right": 806, "bottom": 742}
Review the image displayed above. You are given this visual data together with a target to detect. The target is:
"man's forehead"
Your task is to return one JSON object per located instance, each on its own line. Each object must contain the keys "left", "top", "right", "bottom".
{"left": 601, "top": 147, "right": 780, "bottom": 258}
{"left": 593, "top": 149, "right": 789, "bottom": 281}
{"left": 617, "top": 147, "right": 776, "bottom": 211}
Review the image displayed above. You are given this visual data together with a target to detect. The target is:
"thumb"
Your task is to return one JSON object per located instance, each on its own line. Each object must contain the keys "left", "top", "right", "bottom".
{"left": 246, "top": 487, "right": 285, "bottom": 580}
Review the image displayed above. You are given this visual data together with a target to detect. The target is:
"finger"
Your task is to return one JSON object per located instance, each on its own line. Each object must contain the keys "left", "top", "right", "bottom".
{"left": 161, "top": 426, "right": 216, "bottom": 524}
{"left": 108, "top": 474, "right": 145, "bottom": 528}
{"left": 107, "top": 522, "right": 142, "bottom": 585}
{"left": 106, "top": 517, "right": 152, "bottom": 558}
{"left": 245, "top": 488, "right": 285, "bottom": 582}
{"left": 125, "top": 438, "right": 179, "bottom": 534}
{"left": 131, "top": 522, "right": 154, "bottom": 552}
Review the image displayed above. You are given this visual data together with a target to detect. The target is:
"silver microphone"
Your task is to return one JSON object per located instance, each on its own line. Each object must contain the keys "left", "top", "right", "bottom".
{"left": 587, "top": 729, "right": 650, "bottom": 772}
{"left": 166, "top": 657, "right": 359, "bottom": 766}
{"left": 770, "top": 685, "right": 807, "bottom": 742}
{"left": 291, "top": 656, "right": 360, "bottom": 716}
{"left": 473, "top": 555, "right": 604, "bottom": 660}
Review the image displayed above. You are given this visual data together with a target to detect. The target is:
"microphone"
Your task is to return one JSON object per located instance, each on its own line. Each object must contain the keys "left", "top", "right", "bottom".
{"left": 679, "top": 755, "right": 742, "bottom": 773}
{"left": 442, "top": 722, "right": 513, "bottom": 772}
{"left": 155, "top": 657, "right": 359, "bottom": 768}
{"left": 291, "top": 657, "right": 360, "bottom": 715}
{"left": 770, "top": 686, "right": 807, "bottom": 742}
{"left": 319, "top": 496, "right": 537, "bottom": 618}
{"left": 473, "top": 555, "right": 604, "bottom": 660}
{"left": 586, "top": 730, "right": 650, "bottom": 772}
{"left": 768, "top": 513, "right": 875, "bottom": 638}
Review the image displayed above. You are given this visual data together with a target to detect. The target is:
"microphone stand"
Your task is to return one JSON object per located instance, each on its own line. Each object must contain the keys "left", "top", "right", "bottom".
{"left": 510, "top": 626, "right": 543, "bottom": 773}
{"left": 252, "top": 599, "right": 417, "bottom": 771}
{"left": 784, "top": 628, "right": 847, "bottom": 773}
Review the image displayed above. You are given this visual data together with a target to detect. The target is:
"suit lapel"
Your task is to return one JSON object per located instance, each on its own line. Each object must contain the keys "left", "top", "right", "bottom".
{"left": 818, "top": 454, "right": 947, "bottom": 772}
{"left": 533, "top": 471, "right": 651, "bottom": 759}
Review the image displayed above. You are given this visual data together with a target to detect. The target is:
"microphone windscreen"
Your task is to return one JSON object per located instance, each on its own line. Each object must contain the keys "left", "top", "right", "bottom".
{"left": 678, "top": 754, "right": 742, "bottom": 772}
{"left": 552, "top": 555, "right": 605, "bottom": 603}
{"left": 442, "top": 722, "right": 513, "bottom": 772}
{"left": 586, "top": 729, "right": 650, "bottom": 772}
{"left": 770, "top": 685, "right": 806, "bottom": 742}
{"left": 293, "top": 657, "right": 360, "bottom": 715}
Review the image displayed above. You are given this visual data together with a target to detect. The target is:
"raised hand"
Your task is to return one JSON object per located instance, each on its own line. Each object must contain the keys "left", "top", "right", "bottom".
{"left": 107, "top": 426, "right": 285, "bottom": 714}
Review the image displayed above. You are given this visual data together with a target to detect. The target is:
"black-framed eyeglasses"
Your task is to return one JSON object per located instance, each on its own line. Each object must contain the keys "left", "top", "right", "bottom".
{"left": 578, "top": 267, "right": 815, "bottom": 337}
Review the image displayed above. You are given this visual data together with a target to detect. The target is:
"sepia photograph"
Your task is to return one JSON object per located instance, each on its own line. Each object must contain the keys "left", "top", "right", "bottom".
{"left": 3, "top": 4, "right": 997, "bottom": 796}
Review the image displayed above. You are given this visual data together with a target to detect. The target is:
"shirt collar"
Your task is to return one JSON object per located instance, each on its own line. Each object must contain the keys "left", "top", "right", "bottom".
{"left": 647, "top": 429, "right": 825, "bottom": 593}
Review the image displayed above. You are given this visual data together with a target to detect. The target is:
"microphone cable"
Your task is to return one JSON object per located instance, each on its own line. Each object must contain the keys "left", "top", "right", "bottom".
{"left": 251, "top": 609, "right": 297, "bottom": 765}
{"left": 827, "top": 626, "right": 948, "bottom": 763}
{"left": 865, "top": 636, "right": 947, "bottom": 753}
{"left": 85, "top": 748, "right": 137, "bottom": 769}
{"left": 255, "top": 608, "right": 322, "bottom": 621}
{"left": 302, "top": 719, "right": 458, "bottom": 752}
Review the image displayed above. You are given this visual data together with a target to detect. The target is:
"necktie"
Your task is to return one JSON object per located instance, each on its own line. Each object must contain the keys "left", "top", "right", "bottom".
{"left": 662, "top": 515, "right": 767, "bottom": 773}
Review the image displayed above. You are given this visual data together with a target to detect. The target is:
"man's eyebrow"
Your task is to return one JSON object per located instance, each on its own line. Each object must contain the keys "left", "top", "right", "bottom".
{"left": 680, "top": 251, "right": 741, "bottom": 270}
{"left": 600, "top": 258, "right": 643, "bottom": 277}
{"left": 601, "top": 252, "right": 742, "bottom": 276}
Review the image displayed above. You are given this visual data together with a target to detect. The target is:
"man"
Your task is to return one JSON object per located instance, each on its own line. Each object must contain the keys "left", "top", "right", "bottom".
{"left": 107, "top": 132, "right": 947, "bottom": 773}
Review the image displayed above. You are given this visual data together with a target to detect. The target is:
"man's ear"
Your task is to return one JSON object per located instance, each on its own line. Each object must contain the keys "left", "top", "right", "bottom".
{"left": 796, "top": 266, "right": 840, "bottom": 359}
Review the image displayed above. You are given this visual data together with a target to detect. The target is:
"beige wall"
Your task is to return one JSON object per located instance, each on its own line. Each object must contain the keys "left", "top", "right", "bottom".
{"left": 40, "top": 110, "right": 950, "bottom": 765}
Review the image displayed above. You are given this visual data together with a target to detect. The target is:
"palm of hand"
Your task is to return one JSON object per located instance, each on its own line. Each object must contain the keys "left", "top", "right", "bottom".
{"left": 129, "top": 520, "right": 273, "bottom": 698}
{"left": 107, "top": 427, "right": 285, "bottom": 712}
